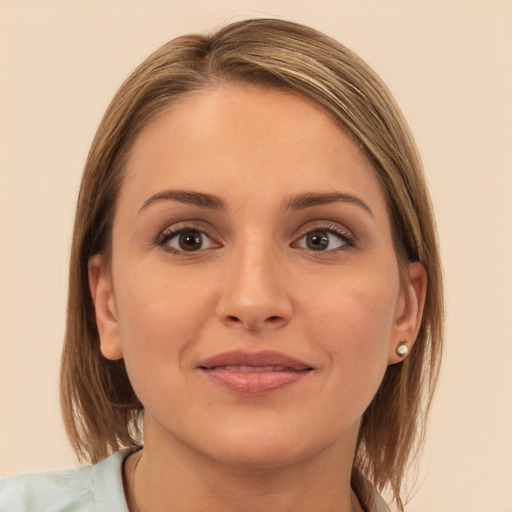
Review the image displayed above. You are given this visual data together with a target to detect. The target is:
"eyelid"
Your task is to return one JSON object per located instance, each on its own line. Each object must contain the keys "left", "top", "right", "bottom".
{"left": 155, "top": 221, "right": 222, "bottom": 254}
{"left": 292, "top": 220, "right": 357, "bottom": 250}
{"left": 154, "top": 219, "right": 356, "bottom": 255}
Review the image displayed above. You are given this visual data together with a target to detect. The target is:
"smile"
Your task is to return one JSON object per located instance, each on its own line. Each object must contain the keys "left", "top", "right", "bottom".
{"left": 198, "top": 350, "right": 313, "bottom": 395}
{"left": 211, "top": 365, "right": 294, "bottom": 372}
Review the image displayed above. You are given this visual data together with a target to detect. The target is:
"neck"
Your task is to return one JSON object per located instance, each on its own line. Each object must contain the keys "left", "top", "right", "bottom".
{"left": 124, "top": 417, "right": 364, "bottom": 512}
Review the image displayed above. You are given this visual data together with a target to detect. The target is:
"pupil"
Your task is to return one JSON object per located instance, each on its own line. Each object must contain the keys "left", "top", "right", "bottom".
{"left": 179, "top": 231, "right": 203, "bottom": 251}
{"left": 307, "top": 231, "right": 329, "bottom": 251}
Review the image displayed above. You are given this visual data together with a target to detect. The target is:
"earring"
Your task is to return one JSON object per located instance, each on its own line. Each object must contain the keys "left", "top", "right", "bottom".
{"left": 396, "top": 339, "right": 408, "bottom": 357}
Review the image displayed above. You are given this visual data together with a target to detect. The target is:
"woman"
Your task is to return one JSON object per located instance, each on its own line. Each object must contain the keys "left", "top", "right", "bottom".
{"left": 0, "top": 18, "right": 443, "bottom": 512}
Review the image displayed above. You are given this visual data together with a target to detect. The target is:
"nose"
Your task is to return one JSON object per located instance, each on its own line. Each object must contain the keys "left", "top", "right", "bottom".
{"left": 216, "top": 242, "right": 293, "bottom": 331}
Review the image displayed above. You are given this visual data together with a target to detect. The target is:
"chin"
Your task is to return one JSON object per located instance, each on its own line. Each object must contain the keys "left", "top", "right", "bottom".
{"left": 192, "top": 419, "right": 344, "bottom": 471}
{"left": 212, "top": 438, "right": 311, "bottom": 470}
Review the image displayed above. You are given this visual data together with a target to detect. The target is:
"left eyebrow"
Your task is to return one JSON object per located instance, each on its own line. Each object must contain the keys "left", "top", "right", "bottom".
{"left": 285, "top": 192, "right": 374, "bottom": 218}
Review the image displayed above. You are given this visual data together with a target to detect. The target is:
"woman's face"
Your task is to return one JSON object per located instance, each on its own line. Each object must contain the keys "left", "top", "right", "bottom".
{"left": 91, "top": 85, "right": 423, "bottom": 469}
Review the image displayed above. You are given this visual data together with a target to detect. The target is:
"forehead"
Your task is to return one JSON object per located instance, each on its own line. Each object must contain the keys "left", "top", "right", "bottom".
{"left": 119, "top": 85, "right": 387, "bottom": 217}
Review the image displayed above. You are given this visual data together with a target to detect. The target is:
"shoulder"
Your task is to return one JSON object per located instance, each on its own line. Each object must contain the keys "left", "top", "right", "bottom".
{"left": 355, "top": 480, "right": 390, "bottom": 512}
{"left": 0, "top": 464, "right": 94, "bottom": 511}
{"left": 370, "top": 492, "right": 391, "bottom": 512}
{"left": 0, "top": 449, "right": 134, "bottom": 512}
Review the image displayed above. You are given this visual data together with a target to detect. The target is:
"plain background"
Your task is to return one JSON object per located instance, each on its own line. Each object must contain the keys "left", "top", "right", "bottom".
{"left": 1, "top": 1, "right": 511, "bottom": 510}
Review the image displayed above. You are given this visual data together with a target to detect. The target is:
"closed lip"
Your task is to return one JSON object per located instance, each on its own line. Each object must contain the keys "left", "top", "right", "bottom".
{"left": 198, "top": 350, "right": 313, "bottom": 371}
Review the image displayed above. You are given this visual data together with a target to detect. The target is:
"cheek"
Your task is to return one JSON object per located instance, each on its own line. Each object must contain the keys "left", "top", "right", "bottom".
{"left": 115, "top": 259, "right": 214, "bottom": 337}
{"left": 301, "top": 270, "right": 399, "bottom": 403}
{"left": 112, "top": 263, "right": 216, "bottom": 395}
{"left": 302, "top": 264, "right": 399, "bottom": 341}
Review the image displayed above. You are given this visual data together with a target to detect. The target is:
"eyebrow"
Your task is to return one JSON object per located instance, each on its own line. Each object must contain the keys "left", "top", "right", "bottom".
{"left": 138, "top": 189, "right": 373, "bottom": 218}
{"left": 139, "top": 190, "right": 225, "bottom": 213}
{"left": 286, "top": 192, "right": 374, "bottom": 218}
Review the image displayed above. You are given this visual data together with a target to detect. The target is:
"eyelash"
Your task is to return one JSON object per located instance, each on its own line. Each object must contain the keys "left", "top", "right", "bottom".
{"left": 155, "top": 221, "right": 356, "bottom": 255}
{"left": 156, "top": 222, "right": 220, "bottom": 255}
{"left": 292, "top": 221, "right": 356, "bottom": 253}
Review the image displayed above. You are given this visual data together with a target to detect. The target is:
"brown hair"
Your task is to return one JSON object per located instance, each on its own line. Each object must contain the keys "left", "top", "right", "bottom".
{"left": 60, "top": 18, "right": 443, "bottom": 510}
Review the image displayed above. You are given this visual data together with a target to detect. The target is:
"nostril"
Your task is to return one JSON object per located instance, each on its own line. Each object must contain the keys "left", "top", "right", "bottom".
{"left": 219, "top": 311, "right": 290, "bottom": 330}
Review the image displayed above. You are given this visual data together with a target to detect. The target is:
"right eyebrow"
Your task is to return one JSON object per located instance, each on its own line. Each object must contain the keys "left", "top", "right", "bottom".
{"left": 138, "top": 190, "right": 225, "bottom": 214}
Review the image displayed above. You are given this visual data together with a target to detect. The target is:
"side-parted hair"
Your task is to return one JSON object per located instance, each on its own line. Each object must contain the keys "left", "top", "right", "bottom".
{"left": 60, "top": 18, "right": 443, "bottom": 511}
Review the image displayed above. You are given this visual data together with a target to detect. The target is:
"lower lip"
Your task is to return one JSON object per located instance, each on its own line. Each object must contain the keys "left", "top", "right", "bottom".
{"left": 201, "top": 369, "right": 310, "bottom": 395}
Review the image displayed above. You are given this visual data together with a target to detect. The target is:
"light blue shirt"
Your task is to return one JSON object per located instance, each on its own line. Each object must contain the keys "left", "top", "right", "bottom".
{"left": 0, "top": 448, "right": 390, "bottom": 511}
{"left": 0, "top": 449, "right": 134, "bottom": 511}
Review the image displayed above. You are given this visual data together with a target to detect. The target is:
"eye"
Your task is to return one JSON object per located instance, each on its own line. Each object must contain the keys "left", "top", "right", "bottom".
{"left": 294, "top": 229, "right": 352, "bottom": 252}
{"left": 158, "top": 228, "right": 219, "bottom": 254}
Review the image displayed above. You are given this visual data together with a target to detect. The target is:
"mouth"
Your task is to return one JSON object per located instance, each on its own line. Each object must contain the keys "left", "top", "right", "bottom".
{"left": 198, "top": 350, "right": 313, "bottom": 395}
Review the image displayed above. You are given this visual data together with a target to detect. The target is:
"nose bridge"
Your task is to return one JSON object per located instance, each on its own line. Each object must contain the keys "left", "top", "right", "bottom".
{"left": 217, "top": 231, "right": 293, "bottom": 330}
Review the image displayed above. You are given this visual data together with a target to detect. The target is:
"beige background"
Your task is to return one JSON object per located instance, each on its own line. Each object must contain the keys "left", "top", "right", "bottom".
{"left": 1, "top": 1, "right": 511, "bottom": 510}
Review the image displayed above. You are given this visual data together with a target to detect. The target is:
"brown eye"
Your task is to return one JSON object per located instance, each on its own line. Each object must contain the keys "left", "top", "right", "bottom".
{"left": 305, "top": 231, "right": 330, "bottom": 251}
{"left": 159, "top": 227, "right": 219, "bottom": 254}
{"left": 295, "top": 229, "right": 350, "bottom": 252}
{"left": 178, "top": 230, "right": 204, "bottom": 251}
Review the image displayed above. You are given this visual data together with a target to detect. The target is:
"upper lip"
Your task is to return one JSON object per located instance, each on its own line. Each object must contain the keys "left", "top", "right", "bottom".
{"left": 199, "top": 350, "right": 312, "bottom": 371}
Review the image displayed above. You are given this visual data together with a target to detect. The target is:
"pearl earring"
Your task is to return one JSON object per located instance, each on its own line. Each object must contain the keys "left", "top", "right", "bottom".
{"left": 396, "top": 339, "right": 408, "bottom": 357}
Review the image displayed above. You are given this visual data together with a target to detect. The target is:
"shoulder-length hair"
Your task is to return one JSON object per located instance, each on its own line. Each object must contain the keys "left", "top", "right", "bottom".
{"left": 60, "top": 18, "right": 443, "bottom": 511}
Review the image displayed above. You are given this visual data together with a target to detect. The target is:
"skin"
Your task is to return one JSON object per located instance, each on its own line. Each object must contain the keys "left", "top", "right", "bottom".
{"left": 90, "top": 85, "right": 426, "bottom": 512}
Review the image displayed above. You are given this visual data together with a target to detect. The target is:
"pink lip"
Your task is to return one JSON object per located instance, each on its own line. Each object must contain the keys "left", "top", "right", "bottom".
{"left": 199, "top": 350, "right": 313, "bottom": 395}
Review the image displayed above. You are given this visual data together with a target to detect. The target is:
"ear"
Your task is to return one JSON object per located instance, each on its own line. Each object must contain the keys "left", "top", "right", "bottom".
{"left": 88, "top": 254, "right": 123, "bottom": 361}
{"left": 388, "top": 262, "right": 427, "bottom": 365}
